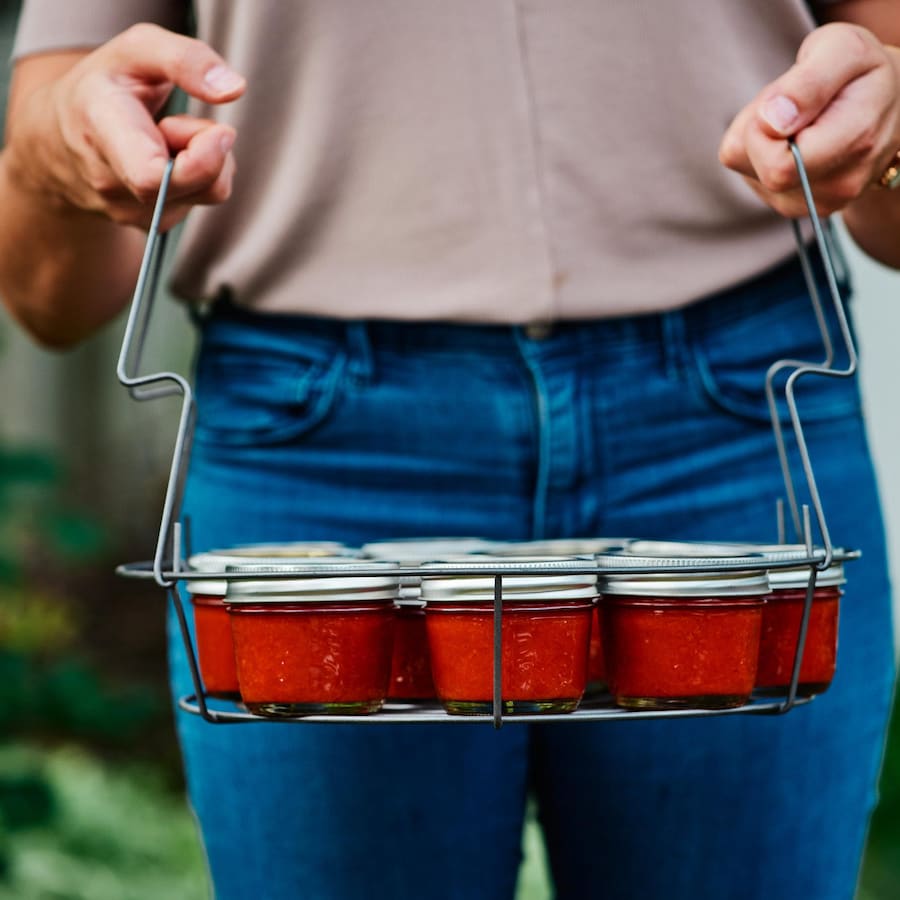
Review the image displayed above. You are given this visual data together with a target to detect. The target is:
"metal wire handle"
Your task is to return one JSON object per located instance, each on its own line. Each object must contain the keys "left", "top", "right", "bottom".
{"left": 765, "top": 139, "right": 859, "bottom": 571}
{"left": 114, "top": 142, "right": 854, "bottom": 722}
{"left": 115, "top": 160, "right": 193, "bottom": 587}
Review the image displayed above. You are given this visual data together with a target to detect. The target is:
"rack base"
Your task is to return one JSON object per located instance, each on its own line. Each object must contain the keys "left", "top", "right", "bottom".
{"left": 178, "top": 693, "right": 812, "bottom": 725}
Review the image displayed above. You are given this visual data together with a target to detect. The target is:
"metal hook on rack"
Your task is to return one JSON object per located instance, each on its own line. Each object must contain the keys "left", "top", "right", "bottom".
{"left": 115, "top": 160, "right": 195, "bottom": 587}
{"left": 765, "top": 139, "right": 858, "bottom": 569}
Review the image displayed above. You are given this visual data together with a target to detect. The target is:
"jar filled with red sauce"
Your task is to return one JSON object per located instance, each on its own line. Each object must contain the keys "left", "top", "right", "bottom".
{"left": 186, "top": 559, "right": 237, "bottom": 700}
{"left": 627, "top": 541, "right": 848, "bottom": 699}
{"left": 756, "top": 557, "right": 844, "bottom": 697}
{"left": 586, "top": 601, "right": 608, "bottom": 696}
{"left": 598, "top": 554, "right": 769, "bottom": 711}
{"left": 483, "top": 540, "right": 626, "bottom": 699}
{"left": 421, "top": 558, "right": 596, "bottom": 715}
{"left": 362, "top": 539, "right": 495, "bottom": 702}
{"left": 186, "top": 545, "right": 358, "bottom": 701}
{"left": 225, "top": 561, "right": 399, "bottom": 717}
{"left": 388, "top": 598, "right": 436, "bottom": 701}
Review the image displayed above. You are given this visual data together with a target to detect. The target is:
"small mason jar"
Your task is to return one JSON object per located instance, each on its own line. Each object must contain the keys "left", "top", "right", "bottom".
{"left": 598, "top": 555, "right": 769, "bottom": 711}
{"left": 225, "top": 561, "right": 399, "bottom": 717}
{"left": 387, "top": 598, "right": 436, "bottom": 701}
{"left": 421, "top": 558, "right": 595, "bottom": 715}
{"left": 362, "top": 539, "right": 495, "bottom": 703}
{"left": 627, "top": 541, "right": 847, "bottom": 698}
{"left": 186, "top": 557, "right": 237, "bottom": 700}
{"left": 479, "top": 540, "right": 625, "bottom": 700}
{"left": 756, "top": 557, "right": 845, "bottom": 697}
{"left": 586, "top": 601, "right": 608, "bottom": 697}
{"left": 186, "top": 545, "right": 358, "bottom": 700}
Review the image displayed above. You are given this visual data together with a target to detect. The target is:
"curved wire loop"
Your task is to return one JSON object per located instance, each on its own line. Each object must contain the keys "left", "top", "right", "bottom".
{"left": 766, "top": 140, "right": 858, "bottom": 571}
{"left": 115, "top": 160, "right": 194, "bottom": 587}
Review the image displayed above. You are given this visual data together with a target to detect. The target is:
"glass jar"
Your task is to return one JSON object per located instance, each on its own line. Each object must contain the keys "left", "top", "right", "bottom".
{"left": 362, "top": 537, "right": 495, "bottom": 600}
{"left": 362, "top": 538, "right": 494, "bottom": 700}
{"left": 756, "top": 560, "right": 844, "bottom": 697}
{"left": 225, "top": 561, "right": 399, "bottom": 717}
{"left": 470, "top": 542, "right": 622, "bottom": 700}
{"left": 421, "top": 559, "right": 595, "bottom": 715}
{"left": 598, "top": 555, "right": 769, "bottom": 710}
{"left": 185, "top": 561, "right": 238, "bottom": 700}
{"left": 186, "top": 546, "right": 358, "bottom": 700}
{"left": 388, "top": 598, "right": 436, "bottom": 701}
{"left": 626, "top": 542, "right": 847, "bottom": 698}
{"left": 586, "top": 601, "right": 607, "bottom": 696}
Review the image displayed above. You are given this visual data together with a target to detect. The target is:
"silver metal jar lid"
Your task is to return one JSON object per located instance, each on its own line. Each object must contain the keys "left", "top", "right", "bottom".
{"left": 207, "top": 541, "right": 353, "bottom": 558}
{"left": 597, "top": 554, "right": 769, "bottom": 597}
{"left": 485, "top": 538, "right": 630, "bottom": 557}
{"left": 627, "top": 540, "right": 850, "bottom": 565}
{"left": 623, "top": 542, "right": 846, "bottom": 590}
{"left": 420, "top": 556, "right": 597, "bottom": 602}
{"left": 627, "top": 540, "right": 770, "bottom": 558}
{"left": 768, "top": 562, "right": 846, "bottom": 589}
{"left": 360, "top": 537, "right": 495, "bottom": 564}
{"left": 187, "top": 552, "right": 359, "bottom": 595}
{"left": 225, "top": 559, "right": 400, "bottom": 603}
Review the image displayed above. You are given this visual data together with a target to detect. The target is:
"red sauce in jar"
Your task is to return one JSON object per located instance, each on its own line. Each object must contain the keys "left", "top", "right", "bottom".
{"left": 425, "top": 601, "right": 592, "bottom": 715}
{"left": 191, "top": 594, "right": 241, "bottom": 699}
{"left": 586, "top": 602, "right": 607, "bottom": 696}
{"left": 756, "top": 586, "right": 840, "bottom": 696}
{"left": 229, "top": 602, "right": 395, "bottom": 716}
{"left": 388, "top": 603, "right": 436, "bottom": 701}
{"left": 604, "top": 596, "right": 763, "bottom": 710}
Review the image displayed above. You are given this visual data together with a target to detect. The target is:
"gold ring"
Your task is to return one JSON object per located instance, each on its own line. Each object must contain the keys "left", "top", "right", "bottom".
{"left": 877, "top": 149, "right": 900, "bottom": 189}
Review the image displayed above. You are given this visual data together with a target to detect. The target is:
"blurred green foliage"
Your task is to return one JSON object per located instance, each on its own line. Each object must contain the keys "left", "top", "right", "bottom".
{"left": 0, "top": 746, "right": 205, "bottom": 900}
{"left": 860, "top": 694, "right": 900, "bottom": 899}
{"left": 0, "top": 425, "right": 189, "bottom": 891}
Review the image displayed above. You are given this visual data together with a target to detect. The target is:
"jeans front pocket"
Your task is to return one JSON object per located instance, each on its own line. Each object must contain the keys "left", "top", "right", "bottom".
{"left": 687, "top": 281, "right": 861, "bottom": 426}
{"left": 193, "top": 328, "right": 347, "bottom": 447}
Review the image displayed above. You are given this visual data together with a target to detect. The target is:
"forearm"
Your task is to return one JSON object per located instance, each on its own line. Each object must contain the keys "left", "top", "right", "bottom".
{"left": 0, "top": 155, "right": 144, "bottom": 349}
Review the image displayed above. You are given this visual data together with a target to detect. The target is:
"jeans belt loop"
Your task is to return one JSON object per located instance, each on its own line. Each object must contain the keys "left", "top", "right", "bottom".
{"left": 345, "top": 320, "right": 375, "bottom": 383}
{"left": 659, "top": 307, "right": 691, "bottom": 382}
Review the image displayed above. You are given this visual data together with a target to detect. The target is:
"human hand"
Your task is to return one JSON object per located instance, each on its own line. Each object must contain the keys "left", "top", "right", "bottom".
{"left": 719, "top": 23, "right": 900, "bottom": 217}
{"left": 5, "top": 23, "right": 246, "bottom": 230}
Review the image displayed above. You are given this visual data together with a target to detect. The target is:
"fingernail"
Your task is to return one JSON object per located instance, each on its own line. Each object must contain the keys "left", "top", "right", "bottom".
{"left": 219, "top": 131, "right": 236, "bottom": 154}
{"left": 204, "top": 64, "right": 244, "bottom": 94}
{"left": 761, "top": 95, "right": 799, "bottom": 134}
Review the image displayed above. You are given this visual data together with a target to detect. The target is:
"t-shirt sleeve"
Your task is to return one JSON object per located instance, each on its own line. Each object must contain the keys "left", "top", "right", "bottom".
{"left": 12, "top": 0, "right": 190, "bottom": 60}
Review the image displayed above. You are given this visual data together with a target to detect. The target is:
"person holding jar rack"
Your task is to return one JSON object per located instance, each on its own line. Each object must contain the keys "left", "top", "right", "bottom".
{"left": 1, "top": 2, "right": 898, "bottom": 899}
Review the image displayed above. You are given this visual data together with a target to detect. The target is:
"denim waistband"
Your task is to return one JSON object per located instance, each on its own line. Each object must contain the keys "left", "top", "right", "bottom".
{"left": 196, "top": 248, "right": 846, "bottom": 360}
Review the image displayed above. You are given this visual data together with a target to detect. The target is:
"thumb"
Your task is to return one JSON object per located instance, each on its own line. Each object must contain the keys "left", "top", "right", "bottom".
{"left": 105, "top": 23, "right": 245, "bottom": 104}
{"left": 756, "top": 23, "right": 880, "bottom": 137}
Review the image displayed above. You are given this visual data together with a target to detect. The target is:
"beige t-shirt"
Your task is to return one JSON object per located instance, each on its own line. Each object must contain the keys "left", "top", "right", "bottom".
{"left": 14, "top": 1, "right": 825, "bottom": 323}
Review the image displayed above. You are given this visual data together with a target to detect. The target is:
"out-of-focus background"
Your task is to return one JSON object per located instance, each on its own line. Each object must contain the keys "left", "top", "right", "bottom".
{"left": 0, "top": 3, "right": 897, "bottom": 898}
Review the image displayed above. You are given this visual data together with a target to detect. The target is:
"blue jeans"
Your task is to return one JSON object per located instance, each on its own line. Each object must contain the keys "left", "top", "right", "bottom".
{"left": 171, "top": 252, "right": 895, "bottom": 900}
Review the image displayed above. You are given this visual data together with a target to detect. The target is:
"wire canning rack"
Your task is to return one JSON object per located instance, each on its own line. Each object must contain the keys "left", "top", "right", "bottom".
{"left": 116, "top": 141, "right": 860, "bottom": 727}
